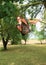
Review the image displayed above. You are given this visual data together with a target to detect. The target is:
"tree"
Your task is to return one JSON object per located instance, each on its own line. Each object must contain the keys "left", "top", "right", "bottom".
{"left": 0, "top": 0, "right": 46, "bottom": 50}
{"left": 22, "top": 34, "right": 29, "bottom": 44}
{"left": 0, "top": 1, "right": 22, "bottom": 50}
{"left": 0, "top": 17, "right": 22, "bottom": 50}
{"left": 34, "top": 21, "right": 46, "bottom": 44}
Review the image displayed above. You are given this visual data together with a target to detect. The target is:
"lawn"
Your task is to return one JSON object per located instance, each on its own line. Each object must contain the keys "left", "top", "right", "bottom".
{"left": 0, "top": 44, "right": 46, "bottom": 65}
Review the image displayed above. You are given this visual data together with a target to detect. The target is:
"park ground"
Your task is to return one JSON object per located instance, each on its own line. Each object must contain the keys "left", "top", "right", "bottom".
{"left": 0, "top": 43, "right": 46, "bottom": 65}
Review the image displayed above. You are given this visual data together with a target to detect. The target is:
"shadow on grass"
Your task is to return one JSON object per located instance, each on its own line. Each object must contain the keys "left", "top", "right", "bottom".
{"left": 0, "top": 45, "right": 24, "bottom": 51}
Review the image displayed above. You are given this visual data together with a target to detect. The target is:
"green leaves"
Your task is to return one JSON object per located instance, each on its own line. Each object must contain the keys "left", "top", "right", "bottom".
{"left": 0, "top": 2, "right": 20, "bottom": 18}
{"left": 0, "top": 0, "right": 22, "bottom": 45}
{"left": 0, "top": 0, "right": 19, "bottom": 3}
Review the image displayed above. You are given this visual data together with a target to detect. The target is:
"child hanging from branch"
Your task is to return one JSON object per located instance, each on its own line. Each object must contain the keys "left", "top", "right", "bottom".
{"left": 16, "top": 16, "right": 30, "bottom": 35}
{"left": 16, "top": 16, "right": 41, "bottom": 35}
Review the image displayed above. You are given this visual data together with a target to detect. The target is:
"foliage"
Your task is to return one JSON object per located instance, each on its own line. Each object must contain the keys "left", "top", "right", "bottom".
{"left": 0, "top": 2, "right": 19, "bottom": 18}
{"left": 34, "top": 22, "right": 46, "bottom": 43}
{"left": 0, "top": 1, "right": 22, "bottom": 46}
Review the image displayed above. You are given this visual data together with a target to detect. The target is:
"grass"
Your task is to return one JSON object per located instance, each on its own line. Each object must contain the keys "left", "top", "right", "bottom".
{"left": 0, "top": 44, "right": 46, "bottom": 65}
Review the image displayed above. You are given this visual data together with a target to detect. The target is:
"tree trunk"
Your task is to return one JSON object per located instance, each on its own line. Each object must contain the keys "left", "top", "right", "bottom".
{"left": 40, "top": 40, "right": 42, "bottom": 45}
{"left": 2, "top": 37, "right": 8, "bottom": 50}
{"left": 25, "top": 40, "right": 26, "bottom": 45}
{"left": 43, "top": 1, "right": 46, "bottom": 8}
{"left": 1, "top": 33, "right": 9, "bottom": 50}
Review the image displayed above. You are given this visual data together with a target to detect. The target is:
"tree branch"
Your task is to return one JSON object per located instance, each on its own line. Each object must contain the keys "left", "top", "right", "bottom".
{"left": 13, "top": 1, "right": 42, "bottom": 8}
